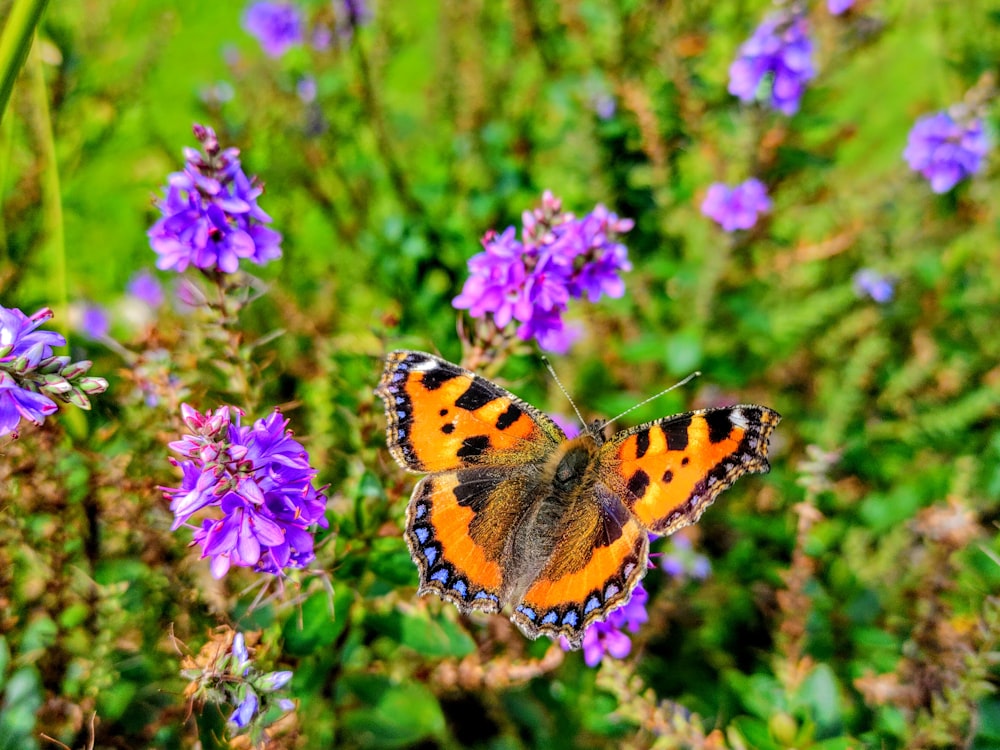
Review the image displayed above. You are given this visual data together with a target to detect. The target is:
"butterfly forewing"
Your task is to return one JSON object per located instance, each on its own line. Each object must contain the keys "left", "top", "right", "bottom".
{"left": 376, "top": 350, "right": 563, "bottom": 473}
{"left": 605, "top": 405, "right": 781, "bottom": 535}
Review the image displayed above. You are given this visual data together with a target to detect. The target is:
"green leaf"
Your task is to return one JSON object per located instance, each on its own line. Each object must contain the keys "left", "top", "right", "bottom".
{"left": 342, "top": 679, "right": 446, "bottom": 748}
{"left": 283, "top": 586, "right": 353, "bottom": 657}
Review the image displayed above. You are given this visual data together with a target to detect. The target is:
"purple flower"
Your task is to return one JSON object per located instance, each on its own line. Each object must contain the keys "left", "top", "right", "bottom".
{"left": 127, "top": 270, "right": 165, "bottom": 308}
{"left": 701, "top": 178, "right": 772, "bottom": 232}
{"left": 229, "top": 690, "right": 260, "bottom": 728}
{"left": 853, "top": 269, "right": 895, "bottom": 303}
{"left": 242, "top": 2, "right": 304, "bottom": 58}
{"left": 828, "top": 0, "right": 855, "bottom": 14}
{"left": 163, "top": 404, "right": 328, "bottom": 578}
{"left": 0, "top": 306, "right": 65, "bottom": 437}
{"left": 569, "top": 584, "right": 649, "bottom": 667}
{"left": 78, "top": 304, "right": 110, "bottom": 340}
{"left": 728, "top": 10, "right": 816, "bottom": 116}
{"left": 903, "top": 111, "right": 990, "bottom": 193}
{"left": 453, "top": 192, "right": 632, "bottom": 353}
{"left": 149, "top": 124, "right": 282, "bottom": 274}
{"left": 659, "top": 535, "right": 712, "bottom": 581}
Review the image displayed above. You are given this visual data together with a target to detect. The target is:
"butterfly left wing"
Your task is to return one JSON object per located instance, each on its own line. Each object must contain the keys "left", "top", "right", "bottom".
{"left": 376, "top": 350, "right": 564, "bottom": 473}
{"left": 604, "top": 405, "right": 780, "bottom": 536}
{"left": 511, "top": 484, "right": 649, "bottom": 648}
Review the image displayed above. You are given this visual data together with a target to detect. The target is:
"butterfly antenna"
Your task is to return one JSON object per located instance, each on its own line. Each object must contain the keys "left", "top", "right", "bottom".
{"left": 541, "top": 356, "right": 589, "bottom": 432}
{"left": 603, "top": 371, "right": 703, "bottom": 430}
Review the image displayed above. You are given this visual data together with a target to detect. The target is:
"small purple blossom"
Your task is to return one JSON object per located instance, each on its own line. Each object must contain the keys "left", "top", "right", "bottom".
{"left": 162, "top": 404, "right": 328, "bottom": 578}
{"left": 229, "top": 690, "right": 260, "bottom": 728}
{"left": 0, "top": 306, "right": 65, "bottom": 437}
{"left": 728, "top": 10, "right": 816, "bottom": 116}
{"left": 853, "top": 269, "right": 895, "bottom": 304}
{"left": 903, "top": 111, "right": 990, "bottom": 193}
{"left": 453, "top": 192, "right": 633, "bottom": 353}
{"left": 568, "top": 584, "right": 649, "bottom": 667}
{"left": 659, "top": 535, "right": 712, "bottom": 581}
{"left": 127, "top": 270, "right": 165, "bottom": 309}
{"left": 828, "top": 0, "right": 855, "bottom": 14}
{"left": 78, "top": 304, "right": 110, "bottom": 340}
{"left": 701, "top": 178, "right": 772, "bottom": 232}
{"left": 149, "top": 124, "right": 282, "bottom": 274}
{"left": 242, "top": 2, "right": 305, "bottom": 58}
{"left": 334, "top": 0, "right": 373, "bottom": 38}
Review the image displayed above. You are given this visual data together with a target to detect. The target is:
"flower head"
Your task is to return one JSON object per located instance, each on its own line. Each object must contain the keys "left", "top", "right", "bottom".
{"left": 242, "top": 2, "right": 304, "bottom": 58}
{"left": 566, "top": 584, "right": 649, "bottom": 667}
{"left": 659, "top": 535, "right": 712, "bottom": 580}
{"left": 453, "top": 192, "right": 632, "bottom": 352}
{"left": 127, "top": 270, "right": 165, "bottom": 308}
{"left": 903, "top": 111, "right": 990, "bottom": 193}
{"left": 701, "top": 178, "right": 772, "bottom": 232}
{"left": 828, "top": 0, "right": 855, "bottom": 14}
{"left": 148, "top": 124, "right": 282, "bottom": 274}
{"left": 853, "top": 269, "right": 895, "bottom": 304}
{"left": 728, "top": 10, "right": 816, "bottom": 116}
{"left": 163, "top": 404, "right": 328, "bottom": 577}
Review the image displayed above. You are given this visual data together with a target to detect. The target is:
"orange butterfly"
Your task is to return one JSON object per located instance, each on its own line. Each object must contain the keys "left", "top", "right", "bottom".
{"left": 376, "top": 350, "right": 780, "bottom": 648}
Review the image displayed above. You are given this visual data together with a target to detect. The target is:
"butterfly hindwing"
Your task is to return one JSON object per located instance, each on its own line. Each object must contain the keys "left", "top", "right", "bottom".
{"left": 606, "top": 405, "right": 781, "bottom": 535}
{"left": 406, "top": 468, "right": 538, "bottom": 614}
{"left": 512, "top": 484, "right": 649, "bottom": 648}
{"left": 376, "top": 350, "right": 563, "bottom": 473}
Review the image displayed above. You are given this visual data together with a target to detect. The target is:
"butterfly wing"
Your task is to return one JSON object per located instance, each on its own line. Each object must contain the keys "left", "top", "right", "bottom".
{"left": 605, "top": 405, "right": 780, "bottom": 535}
{"left": 511, "top": 483, "right": 649, "bottom": 648}
{"left": 376, "top": 350, "right": 564, "bottom": 473}
{"left": 406, "top": 466, "right": 542, "bottom": 613}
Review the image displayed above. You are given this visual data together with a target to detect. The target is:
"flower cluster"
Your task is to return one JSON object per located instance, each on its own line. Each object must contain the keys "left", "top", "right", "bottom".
{"left": 903, "top": 111, "right": 990, "bottom": 193}
{"left": 453, "top": 191, "right": 633, "bottom": 353}
{"left": 728, "top": 9, "right": 816, "bottom": 116}
{"left": 242, "top": 1, "right": 305, "bottom": 58}
{"left": 181, "top": 630, "right": 294, "bottom": 743}
{"left": 163, "top": 404, "right": 328, "bottom": 578}
{"left": 853, "top": 269, "right": 895, "bottom": 303}
{"left": 562, "top": 584, "right": 649, "bottom": 667}
{"left": 701, "top": 178, "right": 772, "bottom": 232}
{"left": 659, "top": 535, "right": 712, "bottom": 581}
{"left": 149, "top": 124, "right": 282, "bottom": 274}
{"left": 0, "top": 305, "right": 108, "bottom": 438}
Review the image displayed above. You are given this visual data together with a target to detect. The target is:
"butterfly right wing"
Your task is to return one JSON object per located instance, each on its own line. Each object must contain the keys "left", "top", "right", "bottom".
{"left": 376, "top": 350, "right": 564, "bottom": 473}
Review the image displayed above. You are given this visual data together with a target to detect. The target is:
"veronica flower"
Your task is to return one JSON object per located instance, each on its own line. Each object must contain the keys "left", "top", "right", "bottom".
{"left": 1, "top": 306, "right": 107, "bottom": 437}
{"left": 853, "top": 269, "right": 895, "bottom": 303}
{"left": 561, "top": 585, "right": 649, "bottom": 667}
{"left": 148, "top": 124, "right": 282, "bottom": 274}
{"left": 163, "top": 404, "right": 328, "bottom": 577}
{"left": 701, "top": 179, "right": 772, "bottom": 232}
{"left": 453, "top": 192, "right": 633, "bottom": 353}
{"left": 242, "top": 1, "right": 305, "bottom": 58}
{"left": 728, "top": 9, "right": 816, "bottom": 116}
{"left": 903, "top": 111, "right": 990, "bottom": 193}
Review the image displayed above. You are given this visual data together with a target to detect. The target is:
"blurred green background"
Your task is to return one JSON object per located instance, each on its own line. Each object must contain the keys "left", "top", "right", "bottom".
{"left": 1, "top": 0, "right": 999, "bottom": 748}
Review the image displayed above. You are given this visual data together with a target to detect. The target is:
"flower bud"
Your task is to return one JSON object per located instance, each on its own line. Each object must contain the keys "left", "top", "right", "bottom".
{"left": 60, "top": 359, "right": 93, "bottom": 379}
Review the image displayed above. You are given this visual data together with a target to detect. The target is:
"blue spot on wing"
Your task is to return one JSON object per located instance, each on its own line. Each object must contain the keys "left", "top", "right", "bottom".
{"left": 414, "top": 503, "right": 427, "bottom": 519}
{"left": 452, "top": 580, "right": 467, "bottom": 597}
{"left": 584, "top": 596, "right": 601, "bottom": 614}
{"left": 430, "top": 568, "right": 449, "bottom": 583}
{"left": 413, "top": 527, "right": 429, "bottom": 544}
{"left": 562, "top": 611, "right": 579, "bottom": 627}
{"left": 423, "top": 546, "right": 438, "bottom": 566}
{"left": 541, "top": 611, "right": 558, "bottom": 625}
{"left": 517, "top": 606, "right": 537, "bottom": 622}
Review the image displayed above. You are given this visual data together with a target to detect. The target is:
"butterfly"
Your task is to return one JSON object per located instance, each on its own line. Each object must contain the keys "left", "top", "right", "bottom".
{"left": 375, "top": 350, "right": 780, "bottom": 648}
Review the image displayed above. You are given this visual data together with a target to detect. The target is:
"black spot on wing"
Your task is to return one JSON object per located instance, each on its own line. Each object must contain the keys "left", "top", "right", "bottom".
{"left": 455, "top": 380, "right": 498, "bottom": 411}
{"left": 706, "top": 410, "right": 734, "bottom": 444}
{"left": 457, "top": 435, "right": 490, "bottom": 460}
{"left": 421, "top": 363, "right": 463, "bottom": 390}
{"left": 626, "top": 469, "right": 650, "bottom": 500}
{"left": 662, "top": 469, "right": 673, "bottom": 483}
{"left": 439, "top": 408, "right": 449, "bottom": 416}
{"left": 634, "top": 429, "right": 650, "bottom": 458}
{"left": 495, "top": 403, "right": 522, "bottom": 430}
{"left": 441, "top": 423, "right": 455, "bottom": 434}
{"left": 664, "top": 415, "right": 692, "bottom": 451}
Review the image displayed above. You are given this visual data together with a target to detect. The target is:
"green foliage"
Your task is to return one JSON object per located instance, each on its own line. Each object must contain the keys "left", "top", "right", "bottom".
{"left": 1, "top": 0, "right": 999, "bottom": 747}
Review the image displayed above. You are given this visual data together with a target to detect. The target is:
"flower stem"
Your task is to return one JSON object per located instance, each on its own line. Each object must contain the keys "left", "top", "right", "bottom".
{"left": 0, "top": 0, "right": 50, "bottom": 124}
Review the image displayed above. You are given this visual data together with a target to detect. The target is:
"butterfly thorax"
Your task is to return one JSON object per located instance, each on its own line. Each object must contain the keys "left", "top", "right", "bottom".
{"left": 503, "top": 435, "right": 602, "bottom": 601}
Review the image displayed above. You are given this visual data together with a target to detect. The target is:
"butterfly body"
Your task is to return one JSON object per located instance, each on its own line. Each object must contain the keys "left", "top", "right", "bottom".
{"left": 376, "top": 350, "right": 780, "bottom": 648}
